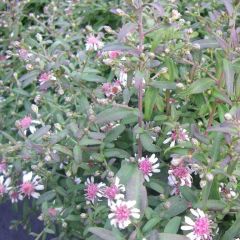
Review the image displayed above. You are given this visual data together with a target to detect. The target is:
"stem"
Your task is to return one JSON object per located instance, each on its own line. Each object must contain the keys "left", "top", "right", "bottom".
{"left": 137, "top": 7, "right": 144, "bottom": 159}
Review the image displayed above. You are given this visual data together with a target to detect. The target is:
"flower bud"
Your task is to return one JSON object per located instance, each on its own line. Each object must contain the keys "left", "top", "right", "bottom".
{"left": 206, "top": 173, "right": 214, "bottom": 181}
{"left": 224, "top": 113, "right": 232, "bottom": 121}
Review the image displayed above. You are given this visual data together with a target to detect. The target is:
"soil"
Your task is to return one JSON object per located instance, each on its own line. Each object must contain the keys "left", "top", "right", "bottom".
{"left": 0, "top": 201, "right": 50, "bottom": 240}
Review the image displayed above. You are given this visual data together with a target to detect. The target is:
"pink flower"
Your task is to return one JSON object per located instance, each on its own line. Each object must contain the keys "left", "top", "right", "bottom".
{"left": 85, "top": 34, "right": 104, "bottom": 51}
{"left": 103, "top": 177, "right": 125, "bottom": 205}
{"left": 19, "top": 116, "right": 32, "bottom": 129}
{"left": 0, "top": 176, "right": 11, "bottom": 196}
{"left": 102, "top": 81, "right": 122, "bottom": 98}
{"left": 9, "top": 190, "right": 23, "bottom": 203}
{"left": 138, "top": 154, "right": 160, "bottom": 182}
{"left": 39, "top": 72, "right": 55, "bottom": 85}
{"left": 168, "top": 164, "right": 192, "bottom": 195}
{"left": 108, "top": 51, "right": 121, "bottom": 59}
{"left": 48, "top": 208, "right": 58, "bottom": 217}
{"left": 108, "top": 200, "right": 140, "bottom": 229}
{"left": 181, "top": 208, "right": 213, "bottom": 240}
{"left": 20, "top": 172, "right": 44, "bottom": 199}
{"left": 84, "top": 177, "right": 105, "bottom": 204}
{"left": 163, "top": 127, "right": 190, "bottom": 147}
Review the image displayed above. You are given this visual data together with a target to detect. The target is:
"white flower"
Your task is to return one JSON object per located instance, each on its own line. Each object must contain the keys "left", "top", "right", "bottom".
{"left": 138, "top": 154, "right": 160, "bottom": 182}
{"left": 20, "top": 172, "right": 44, "bottom": 199}
{"left": 9, "top": 190, "right": 23, "bottom": 203}
{"left": 74, "top": 177, "right": 81, "bottom": 185}
{"left": 119, "top": 69, "right": 128, "bottom": 86}
{"left": 181, "top": 209, "right": 213, "bottom": 240}
{"left": 103, "top": 177, "right": 125, "bottom": 205}
{"left": 108, "top": 200, "right": 140, "bottom": 229}
{"left": 0, "top": 176, "right": 11, "bottom": 196}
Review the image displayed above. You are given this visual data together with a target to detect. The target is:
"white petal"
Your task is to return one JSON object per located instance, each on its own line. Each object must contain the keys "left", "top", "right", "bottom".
{"left": 0, "top": 176, "right": 4, "bottom": 184}
{"left": 31, "top": 192, "right": 40, "bottom": 199}
{"left": 170, "top": 140, "right": 175, "bottom": 147}
{"left": 181, "top": 225, "right": 194, "bottom": 231}
{"left": 190, "top": 208, "right": 199, "bottom": 217}
{"left": 23, "top": 172, "right": 32, "bottom": 182}
{"left": 185, "top": 216, "right": 195, "bottom": 226}
{"left": 163, "top": 137, "right": 171, "bottom": 144}
{"left": 35, "top": 184, "right": 44, "bottom": 190}
{"left": 197, "top": 208, "right": 205, "bottom": 217}
{"left": 108, "top": 213, "right": 115, "bottom": 219}
{"left": 127, "top": 200, "right": 136, "bottom": 208}
{"left": 4, "top": 178, "right": 11, "bottom": 187}
{"left": 131, "top": 212, "right": 140, "bottom": 219}
{"left": 186, "top": 232, "right": 196, "bottom": 240}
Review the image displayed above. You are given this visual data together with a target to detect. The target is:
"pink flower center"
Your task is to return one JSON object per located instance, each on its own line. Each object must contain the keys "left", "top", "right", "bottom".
{"left": 115, "top": 204, "right": 130, "bottom": 222}
{"left": 194, "top": 217, "right": 210, "bottom": 236}
{"left": 87, "top": 36, "right": 99, "bottom": 44}
{"left": 171, "top": 131, "right": 178, "bottom": 140}
{"left": 0, "top": 184, "right": 5, "bottom": 195}
{"left": 20, "top": 116, "right": 32, "bottom": 128}
{"left": 86, "top": 183, "right": 98, "bottom": 200}
{"left": 179, "top": 130, "right": 187, "bottom": 140}
{"left": 105, "top": 185, "right": 118, "bottom": 199}
{"left": 21, "top": 182, "right": 34, "bottom": 196}
{"left": 139, "top": 159, "right": 152, "bottom": 175}
{"left": 172, "top": 166, "right": 189, "bottom": 178}
{"left": 108, "top": 51, "right": 120, "bottom": 59}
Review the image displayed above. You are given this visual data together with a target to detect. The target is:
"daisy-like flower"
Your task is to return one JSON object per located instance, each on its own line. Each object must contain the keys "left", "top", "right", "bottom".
{"left": 20, "top": 172, "right": 44, "bottom": 199}
{"left": 9, "top": 190, "right": 23, "bottom": 203}
{"left": 102, "top": 81, "right": 122, "bottom": 98}
{"left": 168, "top": 164, "right": 192, "bottom": 195}
{"left": 163, "top": 127, "right": 190, "bottom": 147}
{"left": 103, "top": 177, "right": 125, "bottom": 205}
{"left": 108, "top": 200, "right": 140, "bottom": 229}
{"left": 138, "top": 154, "right": 160, "bottom": 182}
{"left": 16, "top": 116, "right": 41, "bottom": 135}
{"left": 0, "top": 176, "right": 11, "bottom": 196}
{"left": 84, "top": 177, "right": 105, "bottom": 204}
{"left": 85, "top": 34, "right": 104, "bottom": 51}
{"left": 181, "top": 208, "right": 213, "bottom": 240}
{"left": 39, "top": 72, "right": 56, "bottom": 85}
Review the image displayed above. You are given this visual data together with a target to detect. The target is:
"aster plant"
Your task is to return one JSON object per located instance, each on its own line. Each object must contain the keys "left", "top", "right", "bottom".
{"left": 0, "top": 0, "right": 240, "bottom": 240}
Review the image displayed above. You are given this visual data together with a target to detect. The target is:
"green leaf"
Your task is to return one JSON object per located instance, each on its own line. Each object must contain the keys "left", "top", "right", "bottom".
{"left": 19, "top": 70, "right": 40, "bottom": 88}
{"left": 88, "top": 227, "right": 117, "bottom": 240}
{"left": 164, "top": 217, "right": 181, "bottom": 234}
{"left": 104, "top": 148, "right": 130, "bottom": 159}
{"left": 144, "top": 87, "right": 158, "bottom": 120}
{"left": 37, "top": 191, "right": 56, "bottom": 204}
{"left": 53, "top": 144, "right": 72, "bottom": 156}
{"left": 158, "top": 233, "right": 189, "bottom": 240}
{"left": 65, "top": 215, "right": 81, "bottom": 221}
{"left": 183, "top": 78, "right": 215, "bottom": 95}
{"left": 179, "top": 186, "right": 198, "bottom": 203}
{"left": 79, "top": 137, "right": 102, "bottom": 146}
{"left": 96, "top": 107, "right": 137, "bottom": 125}
{"left": 73, "top": 145, "right": 82, "bottom": 164}
{"left": 140, "top": 132, "right": 160, "bottom": 152}
{"left": 143, "top": 217, "right": 161, "bottom": 233}
{"left": 71, "top": 72, "right": 106, "bottom": 83}
{"left": 223, "top": 58, "right": 235, "bottom": 96}
{"left": 104, "top": 124, "right": 125, "bottom": 143}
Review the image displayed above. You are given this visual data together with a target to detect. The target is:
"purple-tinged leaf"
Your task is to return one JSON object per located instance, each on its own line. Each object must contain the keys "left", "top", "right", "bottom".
{"left": 223, "top": 59, "right": 235, "bottom": 96}
{"left": 216, "top": 36, "right": 229, "bottom": 50}
{"left": 102, "top": 43, "right": 138, "bottom": 55}
{"left": 220, "top": 155, "right": 232, "bottom": 168}
{"left": 207, "top": 125, "right": 237, "bottom": 134}
{"left": 230, "top": 28, "right": 239, "bottom": 48}
{"left": 209, "top": 10, "right": 221, "bottom": 22}
{"left": 222, "top": 0, "right": 233, "bottom": 16}
{"left": 117, "top": 23, "right": 137, "bottom": 42}
{"left": 149, "top": 3, "right": 165, "bottom": 17}
{"left": 191, "top": 124, "right": 209, "bottom": 144}
{"left": 88, "top": 227, "right": 116, "bottom": 240}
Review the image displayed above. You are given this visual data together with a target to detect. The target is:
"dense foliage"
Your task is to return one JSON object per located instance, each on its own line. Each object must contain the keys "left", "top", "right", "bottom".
{"left": 0, "top": 0, "right": 240, "bottom": 239}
